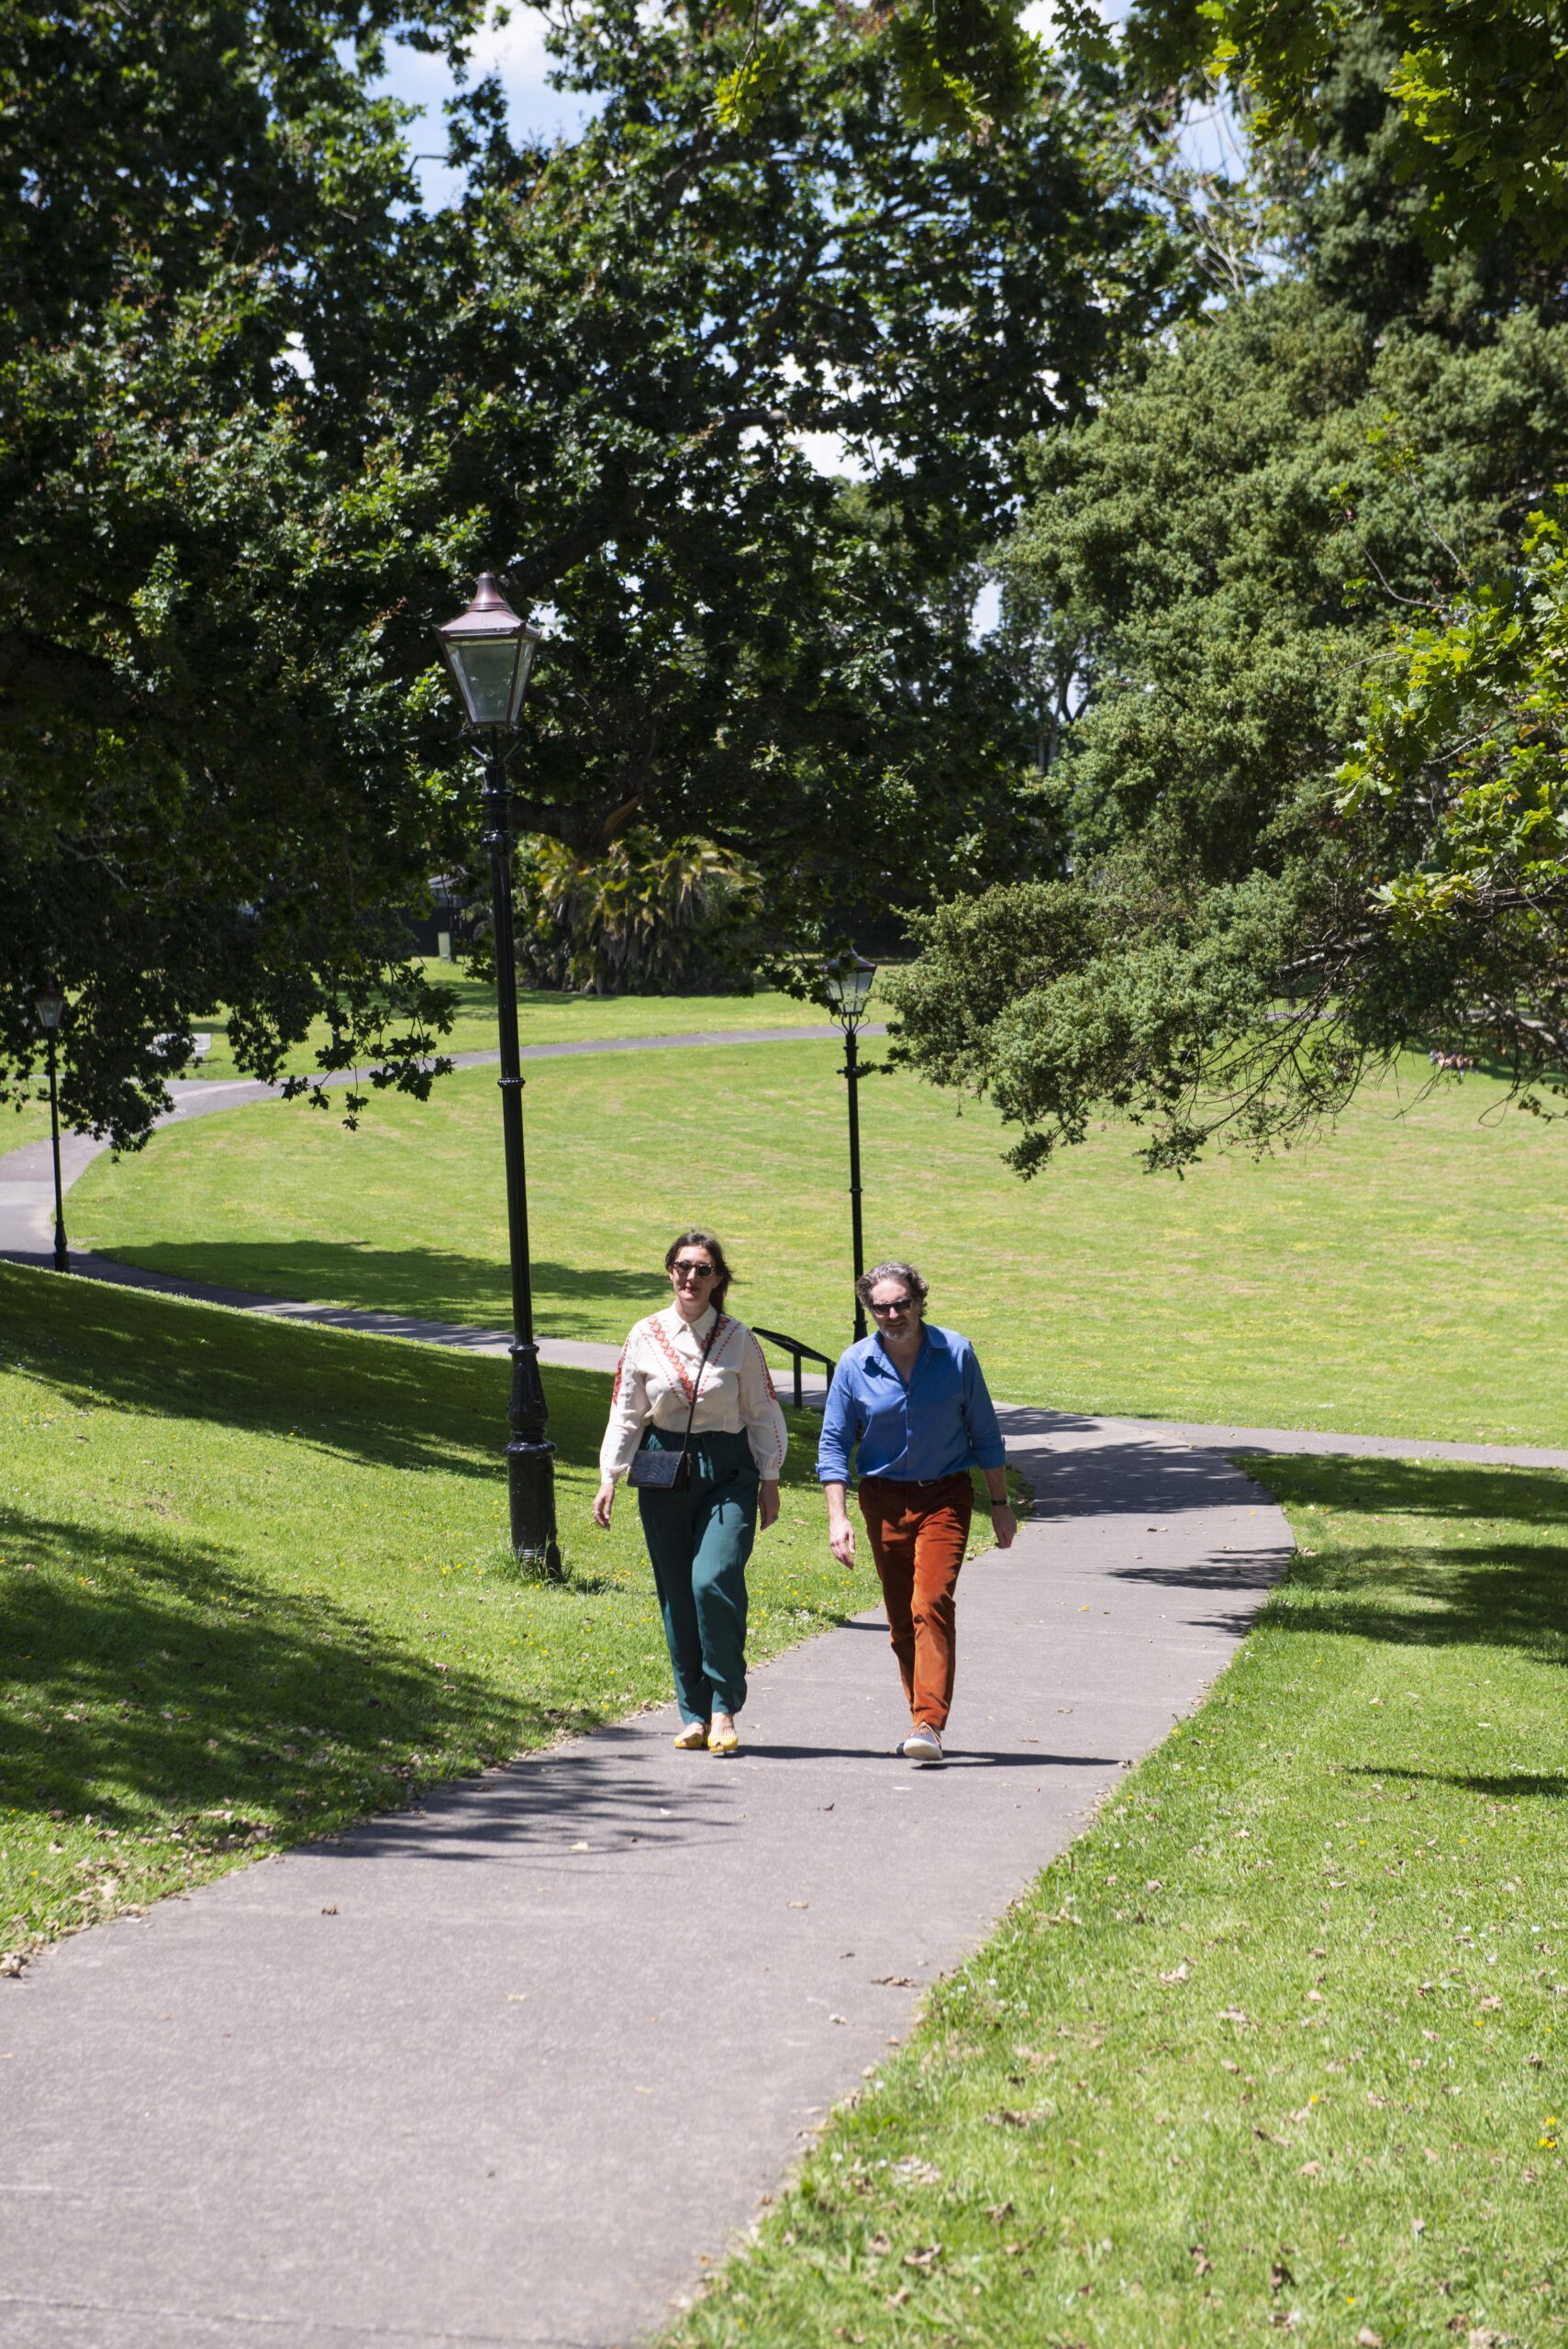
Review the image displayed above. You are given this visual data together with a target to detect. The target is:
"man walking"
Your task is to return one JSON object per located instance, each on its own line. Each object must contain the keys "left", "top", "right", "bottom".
{"left": 817, "top": 1261, "right": 1016, "bottom": 1764}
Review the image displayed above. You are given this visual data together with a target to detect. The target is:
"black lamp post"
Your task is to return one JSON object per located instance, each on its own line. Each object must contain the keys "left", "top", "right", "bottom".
{"left": 433, "top": 573, "right": 562, "bottom": 1575}
{"left": 33, "top": 982, "right": 70, "bottom": 1275}
{"left": 823, "top": 953, "right": 878, "bottom": 1341}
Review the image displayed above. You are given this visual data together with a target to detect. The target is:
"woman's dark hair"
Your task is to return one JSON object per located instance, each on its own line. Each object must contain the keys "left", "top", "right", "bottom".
{"left": 854, "top": 1258, "right": 929, "bottom": 1312}
{"left": 665, "top": 1228, "right": 735, "bottom": 1308}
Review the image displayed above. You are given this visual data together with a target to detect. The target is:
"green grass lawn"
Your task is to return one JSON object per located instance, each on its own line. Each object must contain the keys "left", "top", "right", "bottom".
{"left": 68, "top": 1041, "right": 1568, "bottom": 1447}
{"left": 0, "top": 1262, "right": 897, "bottom": 1964}
{"left": 673, "top": 1453, "right": 1568, "bottom": 2349}
{"left": 2, "top": 1092, "right": 55, "bottom": 1153}
{"left": 183, "top": 970, "right": 840, "bottom": 1081}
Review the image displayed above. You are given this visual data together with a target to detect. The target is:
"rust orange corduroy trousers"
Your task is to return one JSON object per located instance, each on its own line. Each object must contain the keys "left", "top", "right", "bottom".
{"left": 858, "top": 1471, "right": 973, "bottom": 1732}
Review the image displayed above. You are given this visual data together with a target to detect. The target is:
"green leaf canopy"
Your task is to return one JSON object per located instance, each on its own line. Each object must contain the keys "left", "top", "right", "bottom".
{"left": 2, "top": 0, "right": 1198, "bottom": 1143}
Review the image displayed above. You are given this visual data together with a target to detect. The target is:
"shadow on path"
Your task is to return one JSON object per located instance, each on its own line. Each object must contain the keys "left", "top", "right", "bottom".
{"left": 1019, "top": 1437, "right": 1276, "bottom": 1523}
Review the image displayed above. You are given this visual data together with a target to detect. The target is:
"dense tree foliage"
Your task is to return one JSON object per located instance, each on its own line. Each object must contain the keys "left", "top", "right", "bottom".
{"left": 510, "top": 831, "right": 762, "bottom": 995}
{"left": 1339, "top": 506, "right": 1568, "bottom": 1097}
{"left": 2, "top": 0, "right": 1200, "bottom": 1145}
{"left": 1116, "top": 0, "right": 1568, "bottom": 256}
{"left": 891, "top": 269, "right": 1568, "bottom": 1169}
{"left": 2, "top": 0, "right": 484, "bottom": 1144}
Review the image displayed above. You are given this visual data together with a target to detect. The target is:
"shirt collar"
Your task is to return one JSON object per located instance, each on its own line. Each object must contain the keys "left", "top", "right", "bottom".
{"left": 872, "top": 1324, "right": 927, "bottom": 1373}
{"left": 662, "top": 1303, "right": 717, "bottom": 1344}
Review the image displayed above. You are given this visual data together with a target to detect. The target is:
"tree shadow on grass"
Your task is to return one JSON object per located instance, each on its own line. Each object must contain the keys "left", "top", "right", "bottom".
{"left": 1247, "top": 1454, "right": 1568, "bottom": 1666}
{"left": 70, "top": 1239, "right": 660, "bottom": 1330}
{"left": 0, "top": 1261, "right": 616, "bottom": 1483}
{"left": 1351, "top": 1766, "right": 1568, "bottom": 1800}
{"left": 0, "top": 1507, "right": 560, "bottom": 1841}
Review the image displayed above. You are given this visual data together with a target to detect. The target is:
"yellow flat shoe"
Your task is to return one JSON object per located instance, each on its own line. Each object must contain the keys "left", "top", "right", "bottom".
{"left": 673, "top": 1721, "right": 708, "bottom": 1751}
{"left": 707, "top": 1724, "right": 740, "bottom": 1756}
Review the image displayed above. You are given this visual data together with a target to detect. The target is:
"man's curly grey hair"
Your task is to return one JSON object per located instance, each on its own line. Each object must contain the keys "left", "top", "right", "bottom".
{"left": 854, "top": 1259, "right": 929, "bottom": 1312}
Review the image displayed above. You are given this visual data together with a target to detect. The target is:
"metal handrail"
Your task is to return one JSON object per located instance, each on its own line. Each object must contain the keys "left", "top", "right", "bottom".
{"left": 751, "top": 1326, "right": 835, "bottom": 1412}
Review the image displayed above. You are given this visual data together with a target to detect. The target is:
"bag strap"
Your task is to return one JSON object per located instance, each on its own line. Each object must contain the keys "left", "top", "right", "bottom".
{"left": 675, "top": 1311, "right": 726, "bottom": 1450}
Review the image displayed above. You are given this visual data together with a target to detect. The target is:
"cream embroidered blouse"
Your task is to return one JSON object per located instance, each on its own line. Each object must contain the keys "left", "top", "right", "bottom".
{"left": 598, "top": 1304, "right": 788, "bottom": 1483}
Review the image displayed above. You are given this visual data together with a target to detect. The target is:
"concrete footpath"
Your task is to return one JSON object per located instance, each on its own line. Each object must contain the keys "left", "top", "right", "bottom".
{"left": 1, "top": 1409, "right": 1289, "bottom": 2349}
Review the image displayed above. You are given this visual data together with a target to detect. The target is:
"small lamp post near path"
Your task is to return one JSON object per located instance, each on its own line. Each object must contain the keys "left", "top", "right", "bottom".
{"left": 433, "top": 573, "right": 562, "bottom": 1576}
{"left": 33, "top": 982, "right": 69, "bottom": 1275}
{"left": 823, "top": 953, "right": 878, "bottom": 1341}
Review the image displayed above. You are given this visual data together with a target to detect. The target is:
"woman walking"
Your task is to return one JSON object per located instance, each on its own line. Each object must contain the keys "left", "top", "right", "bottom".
{"left": 594, "top": 1230, "right": 786, "bottom": 1754}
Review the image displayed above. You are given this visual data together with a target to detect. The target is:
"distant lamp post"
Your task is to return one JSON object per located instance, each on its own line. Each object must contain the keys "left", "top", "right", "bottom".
{"left": 434, "top": 573, "right": 561, "bottom": 1575}
{"left": 33, "top": 982, "right": 70, "bottom": 1275}
{"left": 823, "top": 953, "right": 878, "bottom": 1341}
{"left": 428, "top": 874, "right": 461, "bottom": 963}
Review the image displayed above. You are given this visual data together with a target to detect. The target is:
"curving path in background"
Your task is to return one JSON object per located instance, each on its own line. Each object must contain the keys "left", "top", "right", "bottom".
{"left": 0, "top": 1025, "right": 878, "bottom": 1268}
{"left": 2, "top": 1021, "right": 1562, "bottom": 1474}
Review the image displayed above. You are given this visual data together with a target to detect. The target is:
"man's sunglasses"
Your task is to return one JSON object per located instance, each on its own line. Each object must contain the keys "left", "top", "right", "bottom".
{"left": 673, "top": 1261, "right": 716, "bottom": 1280}
{"left": 871, "top": 1297, "right": 915, "bottom": 1316}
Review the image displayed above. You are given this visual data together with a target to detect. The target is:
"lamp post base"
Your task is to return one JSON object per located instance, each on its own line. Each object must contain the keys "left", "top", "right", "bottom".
{"left": 506, "top": 1338, "right": 562, "bottom": 1575}
{"left": 506, "top": 1438, "right": 562, "bottom": 1574}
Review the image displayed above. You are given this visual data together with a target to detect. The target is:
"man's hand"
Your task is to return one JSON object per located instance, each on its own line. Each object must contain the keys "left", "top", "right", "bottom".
{"left": 991, "top": 1502, "right": 1018, "bottom": 1551}
{"left": 592, "top": 1476, "right": 616, "bottom": 1530}
{"left": 759, "top": 1479, "right": 780, "bottom": 1531}
{"left": 822, "top": 1477, "right": 856, "bottom": 1566}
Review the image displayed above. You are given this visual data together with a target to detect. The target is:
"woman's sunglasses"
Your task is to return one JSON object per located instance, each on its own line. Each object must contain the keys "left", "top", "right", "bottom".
{"left": 673, "top": 1261, "right": 716, "bottom": 1281}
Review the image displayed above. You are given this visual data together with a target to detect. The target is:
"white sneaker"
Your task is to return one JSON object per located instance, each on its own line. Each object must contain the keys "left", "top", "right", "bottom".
{"left": 902, "top": 1724, "right": 944, "bottom": 1764}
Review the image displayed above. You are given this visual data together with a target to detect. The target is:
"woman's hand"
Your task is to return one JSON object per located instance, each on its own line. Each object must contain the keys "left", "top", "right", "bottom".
{"left": 758, "top": 1478, "right": 780, "bottom": 1531}
{"left": 591, "top": 1475, "right": 616, "bottom": 1530}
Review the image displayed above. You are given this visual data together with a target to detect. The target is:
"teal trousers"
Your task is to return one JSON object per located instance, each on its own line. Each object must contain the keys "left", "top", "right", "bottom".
{"left": 636, "top": 1428, "right": 758, "bottom": 1722}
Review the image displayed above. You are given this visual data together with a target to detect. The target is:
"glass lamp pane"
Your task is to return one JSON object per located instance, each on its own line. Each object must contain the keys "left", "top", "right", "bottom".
{"left": 34, "top": 985, "right": 64, "bottom": 1031}
{"left": 507, "top": 629, "right": 539, "bottom": 726}
{"left": 450, "top": 636, "right": 520, "bottom": 728}
{"left": 824, "top": 955, "right": 875, "bottom": 1021}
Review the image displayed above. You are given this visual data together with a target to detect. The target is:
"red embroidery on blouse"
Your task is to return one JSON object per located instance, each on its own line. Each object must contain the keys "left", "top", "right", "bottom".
{"left": 749, "top": 1333, "right": 778, "bottom": 1402}
{"left": 650, "top": 1310, "right": 728, "bottom": 1402}
{"left": 610, "top": 1346, "right": 626, "bottom": 1405}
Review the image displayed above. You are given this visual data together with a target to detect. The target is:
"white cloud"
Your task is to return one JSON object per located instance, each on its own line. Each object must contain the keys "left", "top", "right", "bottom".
{"left": 466, "top": 6, "right": 555, "bottom": 83}
{"left": 1018, "top": 0, "right": 1122, "bottom": 38}
{"left": 971, "top": 577, "right": 1001, "bottom": 640}
{"left": 791, "top": 429, "right": 870, "bottom": 480}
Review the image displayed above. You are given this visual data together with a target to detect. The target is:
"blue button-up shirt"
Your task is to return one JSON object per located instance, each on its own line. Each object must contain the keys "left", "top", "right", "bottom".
{"left": 816, "top": 1323, "right": 1006, "bottom": 1486}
